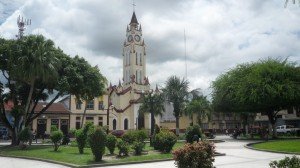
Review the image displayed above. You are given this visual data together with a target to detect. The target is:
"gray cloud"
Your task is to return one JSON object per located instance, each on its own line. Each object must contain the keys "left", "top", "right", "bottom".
{"left": 0, "top": 0, "right": 299, "bottom": 95}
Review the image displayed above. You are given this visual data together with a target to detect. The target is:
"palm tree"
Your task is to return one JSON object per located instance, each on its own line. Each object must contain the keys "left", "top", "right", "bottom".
{"left": 13, "top": 35, "right": 59, "bottom": 124}
{"left": 185, "top": 95, "right": 211, "bottom": 126}
{"left": 138, "top": 88, "right": 165, "bottom": 143}
{"left": 163, "top": 76, "right": 189, "bottom": 135}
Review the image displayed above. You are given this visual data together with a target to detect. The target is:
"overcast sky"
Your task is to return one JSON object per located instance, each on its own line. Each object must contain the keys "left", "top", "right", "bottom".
{"left": 0, "top": 0, "right": 299, "bottom": 97}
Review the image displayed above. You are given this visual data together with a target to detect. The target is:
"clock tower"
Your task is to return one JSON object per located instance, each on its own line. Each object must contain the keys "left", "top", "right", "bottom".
{"left": 122, "top": 12, "right": 147, "bottom": 86}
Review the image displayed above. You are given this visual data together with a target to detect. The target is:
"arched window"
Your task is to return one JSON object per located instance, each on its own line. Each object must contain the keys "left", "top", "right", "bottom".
{"left": 140, "top": 53, "right": 142, "bottom": 65}
{"left": 124, "top": 119, "right": 128, "bottom": 130}
{"left": 113, "top": 119, "right": 117, "bottom": 130}
{"left": 128, "top": 52, "right": 131, "bottom": 65}
{"left": 136, "top": 53, "right": 138, "bottom": 65}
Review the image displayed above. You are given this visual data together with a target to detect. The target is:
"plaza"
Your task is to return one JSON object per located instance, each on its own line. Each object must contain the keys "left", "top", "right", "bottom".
{"left": 0, "top": 136, "right": 296, "bottom": 168}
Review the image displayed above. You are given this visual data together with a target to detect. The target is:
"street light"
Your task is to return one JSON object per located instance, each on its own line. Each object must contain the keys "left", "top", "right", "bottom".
{"left": 106, "top": 104, "right": 114, "bottom": 134}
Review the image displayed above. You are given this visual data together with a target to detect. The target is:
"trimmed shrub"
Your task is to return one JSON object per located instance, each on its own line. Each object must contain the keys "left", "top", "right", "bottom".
{"left": 173, "top": 141, "right": 215, "bottom": 168}
{"left": 75, "top": 129, "right": 86, "bottom": 154}
{"left": 269, "top": 155, "right": 300, "bottom": 168}
{"left": 117, "top": 139, "right": 130, "bottom": 156}
{"left": 50, "top": 130, "right": 63, "bottom": 151}
{"left": 132, "top": 141, "right": 145, "bottom": 155}
{"left": 88, "top": 127, "right": 107, "bottom": 161}
{"left": 51, "top": 125, "right": 58, "bottom": 132}
{"left": 106, "top": 134, "right": 117, "bottom": 154}
{"left": 18, "top": 127, "right": 31, "bottom": 149}
{"left": 122, "top": 130, "right": 148, "bottom": 144}
{"left": 154, "top": 130, "right": 177, "bottom": 153}
{"left": 185, "top": 124, "right": 202, "bottom": 143}
{"left": 62, "top": 135, "right": 70, "bottom": 145}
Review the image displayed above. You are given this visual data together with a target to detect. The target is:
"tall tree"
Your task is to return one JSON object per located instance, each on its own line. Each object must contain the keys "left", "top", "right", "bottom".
{"left": 138, "top": 89, "right": 165, "bottom": 144}
{"left": 0, "top": 35, "right": 107, "bottom": 145}
{"left": 163, "top": 76, "right": 189, "bottom": 135}
{"left": 212, "top": 58, "right": 300, "bottom": 138}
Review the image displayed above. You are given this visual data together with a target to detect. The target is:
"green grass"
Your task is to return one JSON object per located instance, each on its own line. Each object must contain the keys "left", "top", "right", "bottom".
{"left": 0, "top": 142, "right": 185, "bottom": 166}
{"left": 252, "top": 140, "right": 300, "bottom": 154}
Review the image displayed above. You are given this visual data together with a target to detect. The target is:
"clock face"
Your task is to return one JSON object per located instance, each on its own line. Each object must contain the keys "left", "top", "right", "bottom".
{"left": 134, "top": 35, "right": 140, "bottom": 42}
{"left": 128, "top": 35, "right": 133, "bottom": 42}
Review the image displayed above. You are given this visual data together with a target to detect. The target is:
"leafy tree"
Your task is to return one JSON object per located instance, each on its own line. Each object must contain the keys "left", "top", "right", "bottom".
{"left": 138, "top": 89, "right": 165, "bottom": 144}
{"left": 212, "top": 59, "right": 300, "bottom": 138}
{"left": 185, "top": 94, "right": 211, "bottom": 126}
{"left": 163, "top": 76, "right": 189, "bottom": 135}
{"left": 0, "top": 35, "right": 107, "bottom": 145}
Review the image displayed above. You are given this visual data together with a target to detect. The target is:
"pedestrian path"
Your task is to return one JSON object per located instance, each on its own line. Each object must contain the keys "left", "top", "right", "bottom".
{"left": 0, "top": 135, "right": 296, "bottom": 168}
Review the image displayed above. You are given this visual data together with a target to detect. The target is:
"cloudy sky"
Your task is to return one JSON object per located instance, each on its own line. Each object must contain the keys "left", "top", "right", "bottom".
{"left": 0, "top": 0, "right": 299, "bottom": 96}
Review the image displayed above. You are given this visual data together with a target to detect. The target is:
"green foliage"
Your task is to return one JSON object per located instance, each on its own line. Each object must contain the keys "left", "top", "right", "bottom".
{"left": 163, "top": 76, "right": 189, "bottom": 135}
{"left": 18, "top": 127, "right": 31, "bottom": 149}
{"left": 117, "top": 139, "right": 130, "bottom": 156}
{"left": 270, "top": 155, "right": 300, "bottom": 168}
{"left": 122, "top": 130, "right": 148, "bottom": 144}
{"left": 0, "top": 35, "right": 107, "bottom": 145}
{"left": 51, "top": 125, "right": 58, "bottom": 132}
{"left": 132, "top": 141, "right": 145, "bottom": 155}
{"left": 75, "top": 129, "right": 86, "bottom": 154}
{"left": 18, "top": 127, "right": 31, "bottom": 143}
{"left": 106, "top": 134, "right": 117, "bottom": 154}
{"left": 185, "top": 95, "right": 211, "bottom": 125}
{"left": 211, "top": 58, "right": 300, "bottom": 137}
{"left": 173, "top": 141, "right": 215, "bottom": 168}
{"left": 62, "top": 135, "right": 70, "bottom": 145}
{"left": 50, "top": 131, "right": 63, "bottom": 151}
{"left": 88, "top": 127, "right": 107, "bottom": 161}
{"left": 185, "top": 124, "right": 202, "bottom": 143}
{"left": 154, "top": 130, "right": 177, "bottom": 153}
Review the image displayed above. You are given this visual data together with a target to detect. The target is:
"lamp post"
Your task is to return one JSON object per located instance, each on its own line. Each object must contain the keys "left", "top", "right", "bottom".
{"left": 106, "top": 104, "right": 114, "bottom": 134}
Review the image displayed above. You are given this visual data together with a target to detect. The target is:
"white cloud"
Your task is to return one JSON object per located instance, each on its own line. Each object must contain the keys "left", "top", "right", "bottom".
{"left": 0, "top": 0, "right": 299, "bottom": 97}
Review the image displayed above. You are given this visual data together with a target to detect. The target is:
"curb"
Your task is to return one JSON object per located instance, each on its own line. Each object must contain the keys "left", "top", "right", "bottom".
{"left": 244, "top": 141, "right": 300, "bottom": 155}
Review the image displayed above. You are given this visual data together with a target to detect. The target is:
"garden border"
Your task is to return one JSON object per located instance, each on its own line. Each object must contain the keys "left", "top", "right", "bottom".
{"left": 245, "top": 140, "right": 300, "bottom": 155}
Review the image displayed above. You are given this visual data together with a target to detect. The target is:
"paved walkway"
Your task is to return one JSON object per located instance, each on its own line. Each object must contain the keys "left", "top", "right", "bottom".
{"left": 0, "top": 135, "right": 297, "bottom": 168}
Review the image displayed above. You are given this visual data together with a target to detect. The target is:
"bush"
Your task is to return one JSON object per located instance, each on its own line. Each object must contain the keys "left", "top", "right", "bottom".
{"left": 75, "top": 122, "right": 94, "bottom": 154}
{"left": 106, "top": 134, "right": 117, "bottom": 154}
{"left": 88, "top": 127, "right": 107, "bottom": 161}
{"left": 50, "top": 131, "right": 63, "bottom": 151}
{"left": 117, "top": 139, "right": 130, "bottom": 156}
{"left": 132, "top": 141, "right": 145, "bottom": 155}
{"left": 122, "top": 130, "right": 148, "bottom": 144}
{"left": 18, "top": 127, "right": 31, "bottom": 149}
{"left": 62, "top": 135, "right": 70, "bottom": 145}
{"left": 269, "top": 155, "right": 300, "bottom": 168}
{"left": 154, "top": 124, "right": 160, "bottom": 134}
{"left": 75, "top": 129, "right": 86, "bottom": 154}
{"left": 173, "top": 141, "right": 215, "bottom": 168}
{"left": 51, "top": 125, "right": 58, "bottom": 132}
{"left": 185, "top": 124, "right": 202, "bottom": 143}
{"left": 154, "top": 130, "right": 177, "bottom": 153}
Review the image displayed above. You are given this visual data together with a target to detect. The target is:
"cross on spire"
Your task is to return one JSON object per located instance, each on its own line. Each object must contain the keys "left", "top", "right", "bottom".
{"left": 132, "top": 0, "right": 136, "bottom": 12}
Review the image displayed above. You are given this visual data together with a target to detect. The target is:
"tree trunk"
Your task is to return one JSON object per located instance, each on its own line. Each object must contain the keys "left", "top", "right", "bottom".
{"left": 81, "top": 105, "right": 87, "bottom": 128}
{"left": 267, "top": 110, "right": 277, "bottom": 138}
{"left": 150, "top": 111, "right": 155, "bottom": 146}
{"left": 175, "top": 116, "right": 179, "bottom": 136}
{"left": 24, "top": 78, "right": 35, "bottom": 121}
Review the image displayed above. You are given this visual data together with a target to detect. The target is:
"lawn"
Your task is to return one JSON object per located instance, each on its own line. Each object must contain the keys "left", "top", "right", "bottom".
{"left": 252, "top": 140, "right": 300, "bottom": 154}
{"left": 0, "top": 142, "right": 185, "bottom": 166}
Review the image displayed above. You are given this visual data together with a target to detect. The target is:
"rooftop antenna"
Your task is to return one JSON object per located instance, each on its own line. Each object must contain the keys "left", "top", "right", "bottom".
{"left": 16, "top": 15, "right": 31, "bottom": 39}
{"left": 184, "top": 29, "right": 187, "bottom": 80}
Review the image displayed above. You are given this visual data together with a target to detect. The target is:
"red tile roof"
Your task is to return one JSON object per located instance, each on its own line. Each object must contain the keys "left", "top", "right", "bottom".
{"left": 4, "top": 102, "right": 70, "bottom": 114}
